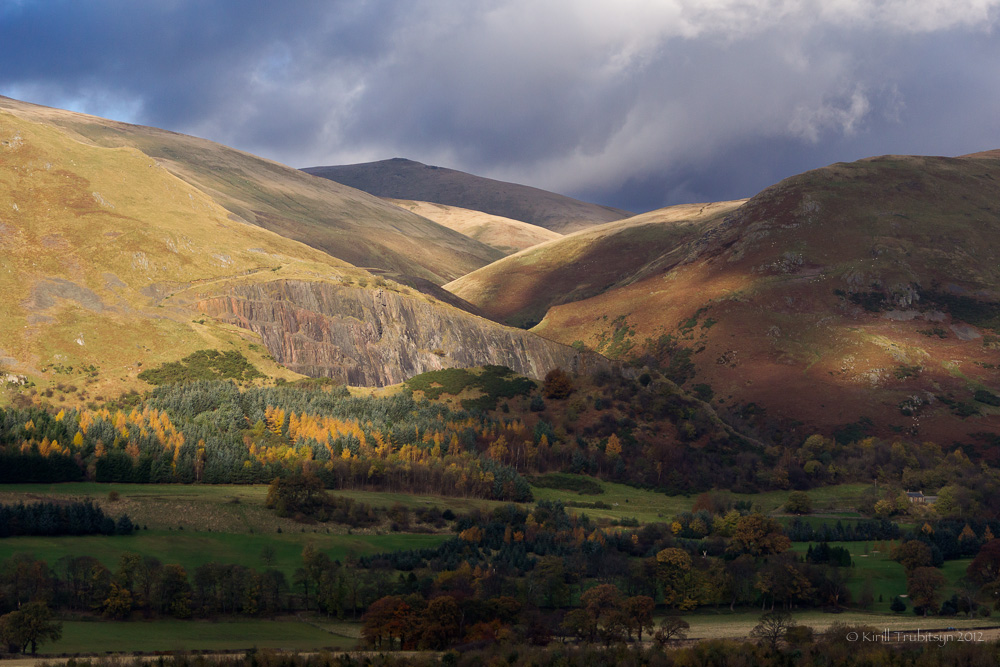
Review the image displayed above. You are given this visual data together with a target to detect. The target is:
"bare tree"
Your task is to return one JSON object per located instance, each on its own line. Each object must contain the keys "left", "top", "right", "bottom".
{"left": 749, "top": 610, "right": 793, "bottom": 649}
{"left": 653, "top": 616, "right": 690, "bottom": 646}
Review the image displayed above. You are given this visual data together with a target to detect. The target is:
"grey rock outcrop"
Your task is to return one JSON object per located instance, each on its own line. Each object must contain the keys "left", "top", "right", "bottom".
{"left": 199, "top": 280, "right": 607, "bottom": 386}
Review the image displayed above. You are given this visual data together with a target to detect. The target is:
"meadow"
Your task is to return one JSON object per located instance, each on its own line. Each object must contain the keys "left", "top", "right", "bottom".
{"left": 530, "top": 477, "right": 874, "bottom": 524}
{"left": 44, "top": 618, "right": 355, "bottom": 654}
{"left": 0, "top": 479, "right": 879, "bottom": 532}
{"left": 0, "top": 530, "right": 446, "bottom": 580}
{"left": 790, "top": 541, "right": 974, "bottom": 614}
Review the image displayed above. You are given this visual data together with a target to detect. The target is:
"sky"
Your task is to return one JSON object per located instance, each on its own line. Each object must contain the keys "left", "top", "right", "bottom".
{"left": 1, "top": 0, "right": 999, "bottom": 213}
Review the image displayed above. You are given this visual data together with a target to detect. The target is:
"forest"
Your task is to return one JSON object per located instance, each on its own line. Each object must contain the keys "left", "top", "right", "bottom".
{"left": 4, "top": 366, "right": 1000, "bottom": 658}
{"left": 3, "top": 365, "right": 1000, "bottom": 514}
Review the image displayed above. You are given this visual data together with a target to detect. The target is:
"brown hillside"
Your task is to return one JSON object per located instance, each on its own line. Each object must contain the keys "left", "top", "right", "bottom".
{"left": 303, "top": 158, "right": 631, "bottom": 233}
{"left": 532, "top": 154, "right": 1000, "bottom": 444}
{"left": 446, "top": 201, "right": 745, "bottom": 328}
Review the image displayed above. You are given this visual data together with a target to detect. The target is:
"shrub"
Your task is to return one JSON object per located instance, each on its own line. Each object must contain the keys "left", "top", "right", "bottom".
{"left": 974, "top": 389, "right": 1000, "bottom": 406}
{"left": 692, "top": 383, "right": 714, "bottom": 401}
{"left": 542, "top": 368, "right": 574, "bottom": 399}
{"left": 138, "top": 349, "right": 264, "bottom": 385}
{"left": 529, "top": 473, "right": 604, "bottom": 495}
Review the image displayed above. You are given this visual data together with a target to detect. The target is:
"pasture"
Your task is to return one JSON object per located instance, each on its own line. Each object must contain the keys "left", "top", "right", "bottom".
{"left": 790, "top": 541, "right": 974, "bottom": 614}
{"left": 0, "top": 531, "right": 446, "bottom": 579}
{"left": 43, "top": 617, "right": 355, "bottom": 654}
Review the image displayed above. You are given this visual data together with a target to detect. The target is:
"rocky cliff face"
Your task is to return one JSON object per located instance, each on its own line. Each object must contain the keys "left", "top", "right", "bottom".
{"left": 198, "top": 280, "right": 606, "bottom": 386}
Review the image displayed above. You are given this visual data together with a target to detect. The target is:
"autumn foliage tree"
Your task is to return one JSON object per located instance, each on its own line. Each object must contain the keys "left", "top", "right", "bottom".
{"left": 907, "top": 567, "right": 947, "bottom": 615}
{"left": 362, "top": 595, "right": 415, "bottom": 649}
{"left": 728, "top": 514, "right": 791, "bottom": 557}
{"left": 968, "top": 539, "right": 1000, "bottom": 587}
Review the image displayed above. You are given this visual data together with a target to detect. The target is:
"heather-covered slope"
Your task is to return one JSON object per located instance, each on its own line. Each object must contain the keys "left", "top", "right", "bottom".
{"left": 446, "top": 201, "right": 745, "bottom": 328}
{"left": 526, "top": 155, "right": 1000, "bottom": 442}
{"left": 304, "top": 158, "right": 631, "bottom": 233}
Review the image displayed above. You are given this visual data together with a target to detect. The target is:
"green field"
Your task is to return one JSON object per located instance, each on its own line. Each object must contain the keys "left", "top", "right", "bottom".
{"left": 0, "top": 482, "right": 507, "bottom": 534}
{"left": 791, "top": 541, "right": 973, "bottom": 614}
{"left": 0, "top": 479, "right": 878, "bottom": 530}
{"left": 530, "top": 476, "right": 874, "bottom": 524}
{"left": 0, "top": 531, "right": 447, "bottom": 579}
{"left": 44, "top": 618, "right": 356, "bottom": 654}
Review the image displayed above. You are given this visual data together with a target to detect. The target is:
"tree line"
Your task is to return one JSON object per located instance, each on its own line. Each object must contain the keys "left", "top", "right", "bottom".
{"left": 6, "top": 368, "right": 1000, "bottom": 513}
{"left": 0, "top": 500, "right": 133, "bottom": 537}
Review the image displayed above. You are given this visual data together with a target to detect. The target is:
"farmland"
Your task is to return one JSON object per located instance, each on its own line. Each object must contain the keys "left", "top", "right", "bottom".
{"left": 0, "top": 476, "right": 992, "bottom": 657}
{"left": 47, "top": 618, "right": 355, "bottom": 654}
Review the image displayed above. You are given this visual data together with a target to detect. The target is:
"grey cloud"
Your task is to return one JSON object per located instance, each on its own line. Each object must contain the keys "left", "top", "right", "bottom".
{"left": 1, "top": 1, "right": 998, "bottom": 214}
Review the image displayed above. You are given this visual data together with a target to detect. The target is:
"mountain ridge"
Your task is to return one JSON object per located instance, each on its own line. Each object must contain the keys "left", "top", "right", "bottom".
{"left": 303, "top": 157, "right": 631, "bottom": 233}
{"left": 0, "top": 96, "right": 502, "bottom": 286}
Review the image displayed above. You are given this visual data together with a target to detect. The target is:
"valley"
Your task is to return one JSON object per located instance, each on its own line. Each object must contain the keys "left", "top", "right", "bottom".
{"left": 1, "top": 95, "right": 999, "bottom": 664}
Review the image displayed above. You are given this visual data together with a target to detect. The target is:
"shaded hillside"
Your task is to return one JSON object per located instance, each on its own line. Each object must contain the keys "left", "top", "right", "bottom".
{"left": 446, "top": 201, "right": 744, "bottom": 328}
{"left": 0, "top": 100, "right": 602, "bottom": 400}
{"left": 304, "top": 158, "right": 631, "bottom": 233}
{"left": 529, "top": 155, "right": 1000, "bottom": 443}
{"left": 0, "top": 97, "right": 501, "bottom": 285}
{"left": 386, "top": 198, "right": 562, "bottom": 254}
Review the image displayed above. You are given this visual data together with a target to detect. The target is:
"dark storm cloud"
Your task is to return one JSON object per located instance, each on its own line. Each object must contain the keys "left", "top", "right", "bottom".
{"left": 2, "top": 0, "right": 999, "bottom": 213}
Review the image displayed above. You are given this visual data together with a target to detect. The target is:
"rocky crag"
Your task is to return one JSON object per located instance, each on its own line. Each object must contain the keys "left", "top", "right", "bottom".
{"left": 198, "top": 280, "right": 607, "bottom": 386}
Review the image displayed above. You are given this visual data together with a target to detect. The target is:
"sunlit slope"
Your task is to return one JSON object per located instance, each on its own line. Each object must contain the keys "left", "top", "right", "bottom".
{"left": 386, "top": 198, "right": 562, "bottom": 255}
{"left": 304, "top": 158, "right": 631, "bottom": 233}
{"left": 0, "top": 107, "right": 356, "bottom": 396}
{"left": 446, "top": 201, "right": 745, "bottom": 328}
{"left": 533, "top": 154, "right": 1000, "bottom": 442}
{"left": 0, "top": 104, "right": 594, "bottom": 398}
{"left": 0, "top": 97, "right": 501, "bottom": 285}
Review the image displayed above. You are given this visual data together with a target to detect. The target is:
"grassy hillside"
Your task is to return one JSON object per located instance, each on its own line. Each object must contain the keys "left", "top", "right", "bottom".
{"left": 0, "top": 98, "right": 594, "bottom": 399}
{"left": 0, "top": 96, "right": 502, "bottom": 285}
{"left": 304, "top": 158, "right": 631, "bottom": 233}
{"left": 0, "top": 106, "right": 362, "bottom": 400}
{"left": 386, "top": 198, "right": 562, "bottom": 255}
{"left": 446, "top": 200, "right": 744, "bottom": 327}
{"left": 530, "top": 154, "right": 1000, "bottom": 442}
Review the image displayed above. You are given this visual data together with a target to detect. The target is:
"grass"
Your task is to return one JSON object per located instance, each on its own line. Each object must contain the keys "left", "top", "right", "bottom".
{"left": 0, "top": 107, "right": 352, "bottom": 405}
{"left": 790, "top": 541, "right": 973, "bottom": 614}
{"left": 530, "top": 478, "right": 690, "bottom": 523}
{"left": 0, "top": 479, "right": 881, "bottom": 530}
{"left": 0, "top": 482, "right": 512, "bottom": 534}
{"left": 0, "top": 530, "right": 447, "bottom": 580}
{"left": 530, "top": 476, "right": 873, "bottom": 524}
{"left": 44, "top": 618, "right": 356, "bottom": 654}
{"left": 676, "top": 609, "right": 993, "bottom": 640}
